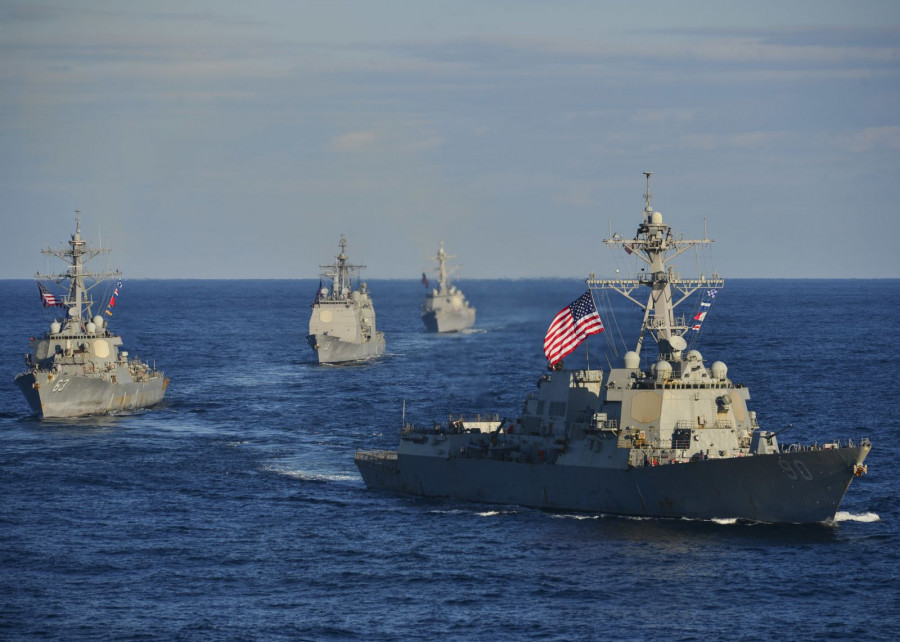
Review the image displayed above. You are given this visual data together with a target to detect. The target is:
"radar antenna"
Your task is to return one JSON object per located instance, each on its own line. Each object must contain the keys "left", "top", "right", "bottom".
{"left": 590, "top": 173, "right": 724, "bottom": 359}
{"left": 643, "top": 171, "right": 653, "bottom": 220}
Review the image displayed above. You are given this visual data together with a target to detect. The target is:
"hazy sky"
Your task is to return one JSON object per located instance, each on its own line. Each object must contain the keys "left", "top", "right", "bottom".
{"left": 2, "top": 1, "right": 899, "bottom": 279}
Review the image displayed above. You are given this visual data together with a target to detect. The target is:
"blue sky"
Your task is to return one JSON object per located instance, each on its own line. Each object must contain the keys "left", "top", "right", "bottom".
{"left": 2, "top": 1, "right": 899, "bottom": 279}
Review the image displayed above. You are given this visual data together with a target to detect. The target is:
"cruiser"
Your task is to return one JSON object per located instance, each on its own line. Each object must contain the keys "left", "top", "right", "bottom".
{"left": 308, "top": 235, "right": 385, "bottom": 364}
{"left": 356, "top": 174, "right": 870, "bottom": 523}
{"left": 421, "top": 242, "right": 475, "bottom": 333}
{"left": 15, "top": 212, "right": 168, "bottom": 418}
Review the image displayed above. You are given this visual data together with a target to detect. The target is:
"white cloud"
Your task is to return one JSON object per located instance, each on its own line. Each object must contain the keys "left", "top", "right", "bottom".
{"left": 330, "top": 131, "right": 377, "bottom": 152}
{"left": 842, "top": 126, "right": 900, "bottom": 152}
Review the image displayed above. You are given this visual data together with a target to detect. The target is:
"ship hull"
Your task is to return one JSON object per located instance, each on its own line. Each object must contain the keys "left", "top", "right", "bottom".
{"left": 356, "top": 445, "right": 870, "bottom": 524}
{"left": 308, "top": 333, "right": 385, "bottom": 364}
{"left": 15, "top": 370, "right": 168, "bottom": 418}
{"left": 421, "top": 308, "right": 476, "bottom": 333}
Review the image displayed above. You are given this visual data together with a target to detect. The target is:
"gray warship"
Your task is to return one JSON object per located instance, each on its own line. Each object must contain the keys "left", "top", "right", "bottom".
{"left": 356, "top": 174, "right": 871, "bottom": 523}
{"left": 15, "top": 213, "right": 168, "bottom": 418}
{"left": 307, "top": 235, "right": 385, "bottom": 364}
{"left": 421, "top": 242, "right": 476, "bottom": 333}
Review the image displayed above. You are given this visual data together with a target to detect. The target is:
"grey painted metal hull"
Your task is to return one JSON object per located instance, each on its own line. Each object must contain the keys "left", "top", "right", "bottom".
{"left": 15, "top": 370, "right": 168, "bottom": 418}
{"left": 421, "top": 308, "right": 476, "bottom": 333}
{"left": 307, "top": 333, "right": 385, "bottom": 364}
{"left": 356, "top": 444, "right": 870, "bottom": 523}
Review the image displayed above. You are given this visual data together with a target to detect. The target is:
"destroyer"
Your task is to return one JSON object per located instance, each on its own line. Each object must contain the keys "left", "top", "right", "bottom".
{"left": 308, "top": 235, "right": 385, "bottom": 364}
{"left": 15, "top": 212, "right": 168, "bottom": 418}
{"left": 356, "top": 174, "right": 871, "bottom": 523}
{"left": 421, "top": 242, "right": 476, "bottom": 333}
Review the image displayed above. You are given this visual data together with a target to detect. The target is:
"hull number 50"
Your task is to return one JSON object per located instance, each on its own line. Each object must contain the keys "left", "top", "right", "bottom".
{"left": 779, "top": 459, "right": 813, "bottom": 481}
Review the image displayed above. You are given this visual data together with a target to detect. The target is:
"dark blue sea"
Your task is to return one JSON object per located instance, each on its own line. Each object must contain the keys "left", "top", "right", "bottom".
{"left": 1, "top": 279, "right": 897, "bottom": 641}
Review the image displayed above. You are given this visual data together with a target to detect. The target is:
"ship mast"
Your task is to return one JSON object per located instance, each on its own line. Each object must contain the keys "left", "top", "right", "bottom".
{"left": 588, "top": 173, "right": 724, "bottom": 360}
{"left": 320, "top": 235, "right": 366, "bottom": 300}
{"left": 35, "top": 211, "right": 119, "bottom": 323}
{"left": 435, "top": 242, "right": 456, "bottom": 294}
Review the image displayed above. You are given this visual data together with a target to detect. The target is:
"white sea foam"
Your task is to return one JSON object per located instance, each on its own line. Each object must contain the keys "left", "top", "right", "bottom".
{"left": 710, "top": 517, "right": 739, "bottom": 525}
{"left": 551, "top": 513, "right": 600, "bottom": 521}
{"left": 428, "top": 508, "right": 518, "bottom": 517}
{"left": 262, "top": 464, "right": 359, "bottom": 483}
{"left": 833, "top": 511, "right": 881, "bottom": 523}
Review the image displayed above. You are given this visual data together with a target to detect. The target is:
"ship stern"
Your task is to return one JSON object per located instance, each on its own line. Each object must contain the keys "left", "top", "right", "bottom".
{"left": 355, "top": 450, "right": 402, "bottom": 492}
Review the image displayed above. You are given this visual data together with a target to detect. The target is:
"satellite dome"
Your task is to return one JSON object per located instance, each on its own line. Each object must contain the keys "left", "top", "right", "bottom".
{"left": 93, "top": 315, "right": 104, "bottom": 328}
{"left": 624, "top": 351, "right": 640, "bottom": 369}
{"left": 711, "top": 361, "right": 728, "bottom": 380}
{"left": 651, "top": 211, "right": 663, "bottom": 224}
{"left": 686, "top": 350, "right": 702, "bottom": 363}
{"left": 655, "top": 360, "right": 672, "bottom": 382}
{"left": 85, "top": 322, "right": 96, "bottom": 333}
{"left": 50, "top": 320, "right": 61, "bottom": 334}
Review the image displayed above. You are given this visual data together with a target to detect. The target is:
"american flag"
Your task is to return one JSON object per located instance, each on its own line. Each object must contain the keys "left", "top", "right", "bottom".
{"left": 38, "top": 282, "right": 63, "bottom": 308}
{"left": 543, "top": 291, "right": 604, "bottom": 366}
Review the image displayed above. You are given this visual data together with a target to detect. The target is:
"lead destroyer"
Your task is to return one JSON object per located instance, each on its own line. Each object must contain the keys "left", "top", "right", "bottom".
{"left": 15, "top": 213, "right": 168, "bottom": 418}
{"left": 308, "top": 235, "right": 385, "bottom": 364}
{"left": 356, "top": 174, "right": 871, "bottom": 523}
{"left": 421, "top": 242, "right": 475, "bottom": 333}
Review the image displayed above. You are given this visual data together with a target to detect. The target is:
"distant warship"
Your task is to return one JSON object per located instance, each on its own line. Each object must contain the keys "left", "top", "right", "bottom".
{"left": 421, "top": 242, "right": 475, "bottom": 333}
{"left": 356, "top": 174, "right": 871, "bottom": 523}
{"left": 308, "top": 235, "right": 385, "bottom": 364}
{"left": 15, "top": 213, "right": 168, "bottom": 418}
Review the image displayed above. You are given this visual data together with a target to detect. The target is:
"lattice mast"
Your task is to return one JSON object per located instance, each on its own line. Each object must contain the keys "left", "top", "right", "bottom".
{"left": 587, "top": 173, "right": 724, "bottom": 359}
{"left": 35, "top": 211, "right": 120, "bottom": 322}
{"left": 320, "top": 235, "right": 366, "bottom": 300}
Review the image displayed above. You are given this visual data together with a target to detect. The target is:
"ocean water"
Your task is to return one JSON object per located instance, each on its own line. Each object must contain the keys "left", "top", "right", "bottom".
{"left": 0, "top": 278, "right": 897, "bottom": 641}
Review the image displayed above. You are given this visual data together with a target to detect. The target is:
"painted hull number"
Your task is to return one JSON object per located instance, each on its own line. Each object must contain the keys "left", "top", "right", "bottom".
{"left": 779, "top": 459, "right": 814, "bottom": 481}
{"left": 51, "top": 378, "right": 71, "bottom": 392}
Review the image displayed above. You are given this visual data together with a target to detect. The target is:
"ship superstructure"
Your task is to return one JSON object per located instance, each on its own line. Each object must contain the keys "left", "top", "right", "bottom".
{"left": 356, "top": 174, "right": 870, "bottom": 523}
{"left": 15, "top": 213, "right": 168, "bottom": 418}
{"left": 307, "top": 235, "right": 385, "bottom": 364}
{"left": 421, "top": 242, "right": 475, "bottom": 333}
